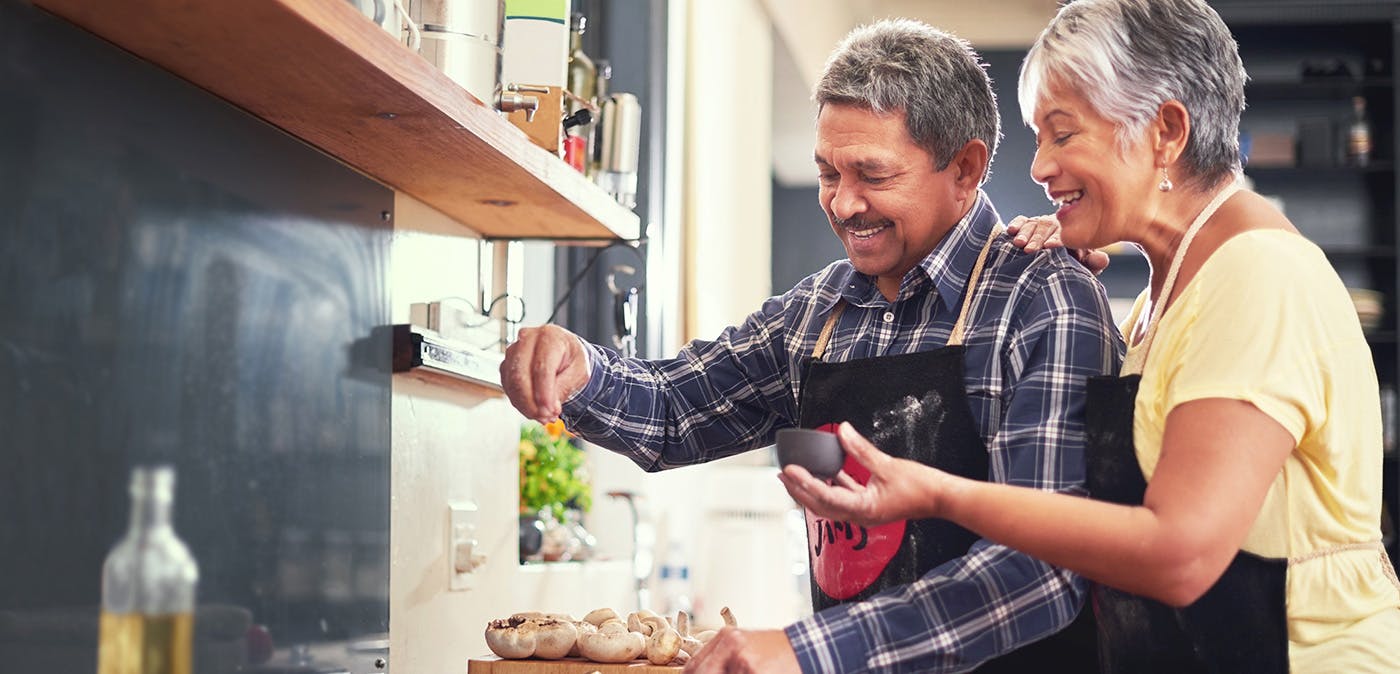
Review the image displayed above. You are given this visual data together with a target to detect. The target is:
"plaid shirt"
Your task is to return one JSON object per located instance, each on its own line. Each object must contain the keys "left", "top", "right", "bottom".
{"left": 562, "top": 191, "right": 1123, "bottom": 672}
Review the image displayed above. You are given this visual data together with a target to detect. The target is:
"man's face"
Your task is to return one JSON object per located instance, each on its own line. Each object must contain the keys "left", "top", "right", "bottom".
{"left": 815, "top": 104, "right": 969, "bottom": 297}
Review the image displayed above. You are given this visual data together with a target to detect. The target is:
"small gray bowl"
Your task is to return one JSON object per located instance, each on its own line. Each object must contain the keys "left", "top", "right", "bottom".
{"left": 776, "top": 428, "right": 845, "bottom": 479}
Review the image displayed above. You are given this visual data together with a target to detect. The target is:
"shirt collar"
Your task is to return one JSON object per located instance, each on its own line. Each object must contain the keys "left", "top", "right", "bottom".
{"left": 821, "top": 190, "right": 1001, "bottom": 311}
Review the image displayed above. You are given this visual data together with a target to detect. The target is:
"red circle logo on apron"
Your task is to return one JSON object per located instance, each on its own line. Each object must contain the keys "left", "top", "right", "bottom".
{"left": 805, "top": 423, "right": 906, "bottom": 600}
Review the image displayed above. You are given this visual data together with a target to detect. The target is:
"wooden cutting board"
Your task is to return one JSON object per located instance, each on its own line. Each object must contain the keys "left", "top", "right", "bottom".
{"left": 467, "top": 656, "right": 682, "bottom": 673}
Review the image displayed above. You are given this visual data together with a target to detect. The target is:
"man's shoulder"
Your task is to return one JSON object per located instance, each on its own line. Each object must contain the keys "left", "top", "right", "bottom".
{"left": 985, "top": 235, "right": 1101, "bottom": 290}
{"left": 781, "top": 258, "right": 856, "bottom": 303}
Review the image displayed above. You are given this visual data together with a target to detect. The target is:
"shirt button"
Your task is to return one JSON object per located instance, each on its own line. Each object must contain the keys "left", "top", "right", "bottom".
{"left": 883, "top": 311, "right": 895, "bottom": 323}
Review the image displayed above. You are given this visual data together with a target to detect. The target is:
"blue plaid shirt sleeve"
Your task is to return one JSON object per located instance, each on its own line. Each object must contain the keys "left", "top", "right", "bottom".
{"left": 559, "top": 288, "right": 806, "bottom": 471}
{"left": 784, "top": 264, "right": 1121, "bottom": 673}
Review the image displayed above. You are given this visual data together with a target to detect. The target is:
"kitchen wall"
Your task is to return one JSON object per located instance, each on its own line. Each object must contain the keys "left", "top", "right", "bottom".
{"left": 386, "top": 201, "right": 640, "bottom": 671}
{"left": 0, "top": 2, "right": 390, "bottom": 672}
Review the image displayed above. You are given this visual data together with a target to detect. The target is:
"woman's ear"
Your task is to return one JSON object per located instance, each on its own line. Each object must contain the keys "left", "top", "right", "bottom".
{"left": 1155, "top": 100, "right": 1191, "bottom": 165}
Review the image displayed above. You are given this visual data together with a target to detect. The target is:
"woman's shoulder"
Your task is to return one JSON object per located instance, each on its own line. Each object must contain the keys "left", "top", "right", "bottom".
{"left": 1200, "top": 228, "right": 1330, "bottom": 288}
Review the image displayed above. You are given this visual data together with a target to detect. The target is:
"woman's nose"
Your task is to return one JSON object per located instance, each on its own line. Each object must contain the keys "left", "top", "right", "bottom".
{"left": 1030, "top": 147, "right": 1056, "bottom": 185}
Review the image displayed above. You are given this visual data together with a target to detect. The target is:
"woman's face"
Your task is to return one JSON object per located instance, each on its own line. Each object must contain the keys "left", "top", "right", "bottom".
{"left": 1029, "top": 86, "right": 1158, "bottom": 250}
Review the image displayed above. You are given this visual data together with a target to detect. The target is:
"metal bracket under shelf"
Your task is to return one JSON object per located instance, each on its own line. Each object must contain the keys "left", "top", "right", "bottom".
{"left": 391, "top": 324, "right": 503, "bottom": 390}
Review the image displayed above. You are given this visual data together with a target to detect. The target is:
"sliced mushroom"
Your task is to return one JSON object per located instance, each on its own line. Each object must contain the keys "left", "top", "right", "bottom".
{"left": 484, "top": 617, "right": 538, "bottom": 659}
{"left": 577, "top": 626, "right": 646, "bottom": 663}
{"left": 642, "top": 616, "right": 682, "bottom": 665}
{"left": 721, "top": 606, "right": 738, "bottom": 627}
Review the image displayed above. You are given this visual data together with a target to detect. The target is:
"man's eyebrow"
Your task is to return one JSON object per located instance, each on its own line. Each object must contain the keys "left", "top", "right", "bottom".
{"left": 812, "top": 154, "right": 892, "bottom": 172}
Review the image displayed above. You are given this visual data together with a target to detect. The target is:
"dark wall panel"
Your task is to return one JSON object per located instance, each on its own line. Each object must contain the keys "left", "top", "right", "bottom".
{"left": 0, "top": 2, "right": 391, "bottom": 671}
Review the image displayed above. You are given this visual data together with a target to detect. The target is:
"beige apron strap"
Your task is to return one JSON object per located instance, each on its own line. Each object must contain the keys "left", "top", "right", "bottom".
{"left": 812, "top": 301, "right": 847, "bottom": 362}
{"left": 1123, "top": 182, "right": 1241, "bottom": 374}
{"left": 948, "top": 224, "right": 1005, "bottom": 347}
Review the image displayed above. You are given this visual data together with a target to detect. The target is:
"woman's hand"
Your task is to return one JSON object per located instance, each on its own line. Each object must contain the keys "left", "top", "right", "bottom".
{"left": 777, "top": 422, "right": 954, "bottom": 525}
{"left": 1006, "top": 215, "right": 1112, "bottom": 275}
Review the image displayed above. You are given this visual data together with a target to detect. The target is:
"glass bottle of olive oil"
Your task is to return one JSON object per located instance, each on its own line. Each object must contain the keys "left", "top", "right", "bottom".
{"left": 98, "top": 466, "right": 199, "bottom": 674}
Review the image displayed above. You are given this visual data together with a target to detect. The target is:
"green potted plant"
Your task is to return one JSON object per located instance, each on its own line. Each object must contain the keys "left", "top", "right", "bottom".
{"left": 518, "top": 420, "right": 593, "bottom": 561}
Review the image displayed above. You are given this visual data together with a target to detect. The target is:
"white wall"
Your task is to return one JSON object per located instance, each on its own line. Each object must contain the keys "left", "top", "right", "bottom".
{"left": 682, "top": 0, "right": 774, "bottom": 339}
{"left": 387, "top": 195, "right": 636, "bottom": 672}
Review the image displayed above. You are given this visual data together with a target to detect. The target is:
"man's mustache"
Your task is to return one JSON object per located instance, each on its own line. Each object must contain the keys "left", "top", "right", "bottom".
{"left": 833, "top": 216, "right": 893, "bottom": 231}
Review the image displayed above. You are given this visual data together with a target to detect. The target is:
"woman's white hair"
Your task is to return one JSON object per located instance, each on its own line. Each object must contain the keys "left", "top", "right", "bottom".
{"left": 1018, "top": 0, "right": 1247, "bottom": 190}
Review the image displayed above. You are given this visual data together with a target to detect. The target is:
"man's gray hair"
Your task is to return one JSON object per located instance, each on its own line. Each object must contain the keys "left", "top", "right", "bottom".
{"left": 1018, "top": 0, "right": 1246, "bottom": 191}
{"left": 815, "top": 18, "right": 1000, "bottom": 180}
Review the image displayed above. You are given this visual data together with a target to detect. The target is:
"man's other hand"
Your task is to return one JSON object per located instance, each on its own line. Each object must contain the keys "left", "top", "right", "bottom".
{"left": 685, "top": 628, "right": 801, "bottom": 674}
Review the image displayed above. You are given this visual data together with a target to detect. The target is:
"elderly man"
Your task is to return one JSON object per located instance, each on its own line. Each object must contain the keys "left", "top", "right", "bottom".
{"left": 502, "top": 18, "right": 1121, "bottom": 673}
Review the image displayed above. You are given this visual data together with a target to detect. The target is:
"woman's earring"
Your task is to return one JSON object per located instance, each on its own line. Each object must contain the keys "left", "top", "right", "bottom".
{"left": 1157, "top": 167, "right": 1173, "bottom": 192}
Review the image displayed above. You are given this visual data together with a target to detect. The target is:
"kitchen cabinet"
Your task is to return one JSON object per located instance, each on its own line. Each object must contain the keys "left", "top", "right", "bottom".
{"left": 33, "top": 0, "right": 641, "bottom": 243}
{"left": 1214, "top": 1, "right": 1400, "bottom": 568}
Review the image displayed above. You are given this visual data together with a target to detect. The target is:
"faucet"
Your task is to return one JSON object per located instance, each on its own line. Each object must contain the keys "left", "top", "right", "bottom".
{"left": 496, "top": 83, "right": 547, "bottom": 122}
{"left": 608, "top": 490, "right": 651, "bottom": 612}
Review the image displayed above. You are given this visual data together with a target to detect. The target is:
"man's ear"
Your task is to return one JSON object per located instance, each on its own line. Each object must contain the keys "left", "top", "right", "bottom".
{"left": 949, "top": 139, "right": 989, "bottom": 198}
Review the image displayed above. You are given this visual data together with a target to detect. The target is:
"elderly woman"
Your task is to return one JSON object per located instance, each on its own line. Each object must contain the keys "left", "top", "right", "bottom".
{"left": 780, "top": 0, "right": 1400, "bottom": 671}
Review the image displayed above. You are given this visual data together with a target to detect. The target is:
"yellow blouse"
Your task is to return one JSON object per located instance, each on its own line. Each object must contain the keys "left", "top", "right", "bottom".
{"left": 1124, "top": 229, "right": 1400, "bottom": 671}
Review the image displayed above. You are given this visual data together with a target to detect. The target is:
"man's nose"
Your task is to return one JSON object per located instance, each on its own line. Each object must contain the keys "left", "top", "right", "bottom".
{"left": 829, "top": 182, "right": 866, "bottom": 221}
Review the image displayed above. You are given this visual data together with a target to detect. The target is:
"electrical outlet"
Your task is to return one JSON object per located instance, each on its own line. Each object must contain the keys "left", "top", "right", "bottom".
{"left": 448, "top": 501, "right": 485, "bottom": 591}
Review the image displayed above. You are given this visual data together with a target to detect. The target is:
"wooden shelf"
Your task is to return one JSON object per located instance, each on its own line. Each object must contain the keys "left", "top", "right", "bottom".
{"left": 34, "top": 0, "right": 640, "bottom": 243}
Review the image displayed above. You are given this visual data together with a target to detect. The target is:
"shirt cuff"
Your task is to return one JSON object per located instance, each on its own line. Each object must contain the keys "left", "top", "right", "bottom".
{"left": 561, "top": 336, "right": 603, "bottom": 412}
{"left": 785, "top": 606, "right": 878, "bottom": 674}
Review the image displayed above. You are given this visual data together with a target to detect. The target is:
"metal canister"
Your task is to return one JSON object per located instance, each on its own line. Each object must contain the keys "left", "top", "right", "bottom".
{"left": 414, "top": 0, "right": 503, "bottom": 105}
{"left": 595, "top": 92, "right": 642, "bottom": 209}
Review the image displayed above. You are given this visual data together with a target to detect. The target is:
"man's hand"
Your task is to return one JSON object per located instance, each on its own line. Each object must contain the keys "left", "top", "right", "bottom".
{"left": 684, "top": 628, "right": 801, "bottom": 674}
{"left": 499, "top": 325, "right": 592, "bottom": 423}
{"left": 1006, "top": 215, "right": 1111, "bottom": 275}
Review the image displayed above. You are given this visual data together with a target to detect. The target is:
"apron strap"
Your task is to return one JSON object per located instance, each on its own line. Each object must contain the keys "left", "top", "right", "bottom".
{"left": 1123, "top": 182, "right": 1241, "bottom": 374}
{"left": 812, "top": 222, "right": 1004, "bottom": 359}
{"left": 948, "top": 224, "right": 1005, "bottom": 347}
{"left": 812, "top": 301, "right": 847, "bottom": 362}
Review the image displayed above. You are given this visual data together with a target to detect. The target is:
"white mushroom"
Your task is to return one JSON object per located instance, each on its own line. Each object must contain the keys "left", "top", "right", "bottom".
{"left": 642, "top": 615, "right": 682, "bottom": 665}
{"left": 583, "top": 607, "right": 620, "bottom": 627}
{"left": 567, "top": 618, "right": 596, "bottom": 658}
{"left": 626, "top": 609, "right": 659, "bottom": 635}
{"left": 577, "top": 625, "right": 646, "bottom": 663}
{"left": 530, "top": 618, "right": 578, "bottom": 660}
{"left": 484, "top": 617, "right": 538, "bottom": 659}
{"left": 677, "top": 610, "right": 704, "bottom": 655}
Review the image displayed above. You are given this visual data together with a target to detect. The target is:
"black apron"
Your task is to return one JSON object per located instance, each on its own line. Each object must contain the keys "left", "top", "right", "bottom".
{"left": 798, "top": 225, "right": 1097, "bottom": 671}
{"left": 1083, "top": 183, "right": 1290, "bottom": 673}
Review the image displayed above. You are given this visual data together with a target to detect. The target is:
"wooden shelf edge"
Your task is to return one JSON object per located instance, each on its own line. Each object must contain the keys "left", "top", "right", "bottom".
{"left": 35, "top": 0, "right": 640, "bottom": 243}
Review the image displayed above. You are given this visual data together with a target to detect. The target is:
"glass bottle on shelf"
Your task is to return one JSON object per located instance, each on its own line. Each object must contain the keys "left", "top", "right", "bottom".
{"left": 565, "top": 13, "right": 597, "bottom": 171}
{"left": 589, "top": 59, "right": 613, "bottom": 178}
{"left": 1348, "top": 95, "right": 1372, "bottom": 167}
{"left": 98, "top": 465, "right": 199, "bottom": 674}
